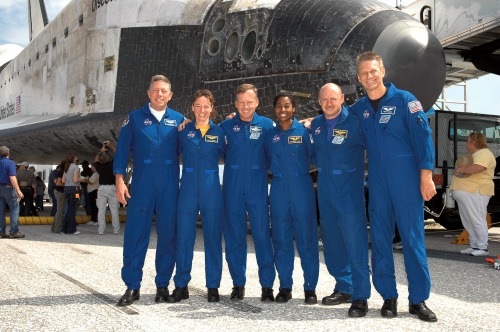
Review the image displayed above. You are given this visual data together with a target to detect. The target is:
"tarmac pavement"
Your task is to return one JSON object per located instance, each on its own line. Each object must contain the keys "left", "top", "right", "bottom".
{"left": 1, "top": 213, "right": 499, "bottom": 332}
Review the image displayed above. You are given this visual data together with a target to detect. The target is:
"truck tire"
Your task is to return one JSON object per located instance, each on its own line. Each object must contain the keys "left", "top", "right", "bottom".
{"left": 432, "top": 208, "right": 463, "bottom": 230}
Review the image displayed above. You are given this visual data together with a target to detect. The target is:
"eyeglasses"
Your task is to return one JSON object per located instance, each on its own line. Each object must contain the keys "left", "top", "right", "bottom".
{"left": 423, "top": 194, "right": 447, "bottom": 218}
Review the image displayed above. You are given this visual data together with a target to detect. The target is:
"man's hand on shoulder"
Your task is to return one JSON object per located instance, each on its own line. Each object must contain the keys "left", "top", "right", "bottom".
{"left": 298, "top": 117, "right": 314, "bottom": 129}
{"left": 178, "top": 118, "right": 191, "bottom": 131}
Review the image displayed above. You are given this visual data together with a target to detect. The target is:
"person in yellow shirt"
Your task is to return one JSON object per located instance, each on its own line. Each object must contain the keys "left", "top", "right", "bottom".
{"left": 451, "top": 132, "right": 496, "bottom": 256}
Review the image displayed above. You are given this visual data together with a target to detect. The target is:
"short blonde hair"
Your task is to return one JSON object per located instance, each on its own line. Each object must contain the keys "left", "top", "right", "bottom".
{"left": 236, "top": 84, "right": 258, "bottom": 97}
{"left": 356, "top": 51, "right": 384, "bottom": 72}
{"left": 149, "top": 75, "right": 171, "bottom": 89}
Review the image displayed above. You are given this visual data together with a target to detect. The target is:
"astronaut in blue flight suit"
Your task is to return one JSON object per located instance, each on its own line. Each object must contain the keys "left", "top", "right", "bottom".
{"left": 114, "top": 75, "right": 185, "bottom": 306}
{"left": 220, "top": 84, "right": 276, "bottom": 302}
{"left": 168, "top": 89, "right": 226, "bottom": 304}
{"left": 265, "top": 93, "right": 319, "bottom": 305}
{"left": 311, "top": 83, "right": 371, "bottom": 318}
{"left": 350, "top": 51, "right": 437, "bottom": 322}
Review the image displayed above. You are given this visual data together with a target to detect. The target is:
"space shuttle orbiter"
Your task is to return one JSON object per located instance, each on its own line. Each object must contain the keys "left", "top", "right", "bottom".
{"left": 0, "top": 0, "right": 445, "bottom": 164}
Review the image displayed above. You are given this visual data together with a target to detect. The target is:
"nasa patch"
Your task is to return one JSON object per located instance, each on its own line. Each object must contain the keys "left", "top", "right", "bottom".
{"left": 121, "top": 115, "right": 129, "bottom": 127}
{"left": 314, "top": 127, "right": 321, "bottom": 135}
{"left": 363, "top": 110, "right": 370, "bottom": 119}
{"left": 408, "top": 100, "right": 423, "bottom": 113}
{"left": 187, "top": 131, "right": 196, "bottom": 139}
{"left": 381, "top": 106, "right": 396, "bottom": 115}
{"left": 233, "top": 125, "right": 240, "bottom": 132}
{"left": 164, "top": 119, "right": 177, "bottom": 127}
{"left": 288, "top": 136, "right": 302, "bottom": 144}
{"left": 379, "top": 115, "right": 391, "bottom": 123}
{"left": 144, "top": 118, "right": 153, "bottom": 126}
{"left": 205, "top": 135, "right": 219, "bottom": 143}
{"left": 273, "top": 134, "right": 280, "bottom": 143}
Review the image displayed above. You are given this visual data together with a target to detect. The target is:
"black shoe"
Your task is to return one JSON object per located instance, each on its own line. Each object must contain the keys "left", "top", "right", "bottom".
{"left": 275, "top": 289, "right": 292, "bottom": 303}
{"left": 167, "top": 287, "right": 189, "bottom": 303}
{"left": 207, "top": 288, "right": 220, "bottom": 302}
{"left": 155, "top": 287, "right": 169, "bottom": 303}
{"left": 11, "top": 232, "right": 25, "bottom": 239}
{"left": 322, "top": 291, "right": 352, "bottom": 305}
{"left": 381, "top": 298, "right": 398, "bottom": 318}
{"left": 348, "top": 300, "right": 368, "bottom": 318}
{"left": 409, "top": 301, "right": 437, "bottom": 322}
{"left": 261, "top": 287, "right": 275, "bottom": 302}
{"left": 117, "top": 289, "right": 140, "bottom": 306}
{"left": 304, "top": 290, "right": 318, "bottom": 305}
{"left": 230, "top": 286, "right": 245, "bottom": 300}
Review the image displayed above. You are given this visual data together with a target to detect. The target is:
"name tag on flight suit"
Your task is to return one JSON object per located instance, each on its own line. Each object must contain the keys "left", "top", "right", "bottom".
{"left": 205, "top": 135, "right": 219, "bottom": 143}
{"left": 288, "top": 136, "right": 302, "bottom": 144}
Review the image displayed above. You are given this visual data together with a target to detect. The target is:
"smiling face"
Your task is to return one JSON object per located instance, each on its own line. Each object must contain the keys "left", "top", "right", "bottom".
{"left": 235, "top": 89, "right": 259, "bottom": 122}
{"left": 274, "top": 96, "right": 295, "bottom": 123}
{"left": 192, "top": 96, "right": 213, "bottom": 125}
{"left": 318, "top": 83, "right": 344, "bottom": 120}
{"left": 147, "top": 80, "right": 173, "bottom": 111}
{"left": 357, "top": 59, "right": 386, "bottom": 97}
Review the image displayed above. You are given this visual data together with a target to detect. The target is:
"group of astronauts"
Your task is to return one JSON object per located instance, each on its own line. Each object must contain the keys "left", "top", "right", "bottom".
{"left": 112, "top": 51, "right": 438, "bottom": 322}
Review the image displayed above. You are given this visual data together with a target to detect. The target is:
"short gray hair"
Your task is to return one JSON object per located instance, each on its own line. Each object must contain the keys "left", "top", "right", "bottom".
{"left": 0, "top": 146, "right": 9, "bottom": 157}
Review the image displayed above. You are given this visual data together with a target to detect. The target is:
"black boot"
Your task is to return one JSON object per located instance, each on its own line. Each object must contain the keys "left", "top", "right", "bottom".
{"left": 261, "top": 288, "right": 275, "bottom": 302}
{"left": 155, "top": 287, "right": 169, "bottom": 303}
{"left": 207, "top": 288, "right": 220, "bottom": 302}
{"left": 117, "top": 289, "right": 140, "bottom": 306}
{"left": 348, "top": 300, "right": 368, "bottom": 318}
{"left": 167, "top": 287, "right": 189, "bottom": 303}
{"left": 230, "top": 286, "right": 245, "bottom": 300}
{"left": 275, "top": 289, "right": 292, "bottom": 303}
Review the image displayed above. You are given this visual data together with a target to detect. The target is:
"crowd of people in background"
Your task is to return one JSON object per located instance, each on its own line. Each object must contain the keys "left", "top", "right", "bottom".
{"left": 0, "top": 142, "right": 120, "bottom": 237}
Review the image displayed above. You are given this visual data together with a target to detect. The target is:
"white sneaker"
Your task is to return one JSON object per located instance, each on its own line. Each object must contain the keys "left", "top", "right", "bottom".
{"left": 393, "top": 242, "right": 403, "bottom": 250}
{"left": 73, "top": 231, "right": 81, "bottom": 235}
{"left": 470, "top": 249, "right": 489, "bottom": 257}
{"left": 460, "top": 247, "right": 475, "bottom": 254}
{"left": 86, "top": 221, "right": 96, "bottom": 225}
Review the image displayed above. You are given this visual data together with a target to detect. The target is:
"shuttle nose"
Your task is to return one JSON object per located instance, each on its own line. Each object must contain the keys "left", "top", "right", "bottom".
{"left": 373, "top": 19, "right": 445, "bottom": 110}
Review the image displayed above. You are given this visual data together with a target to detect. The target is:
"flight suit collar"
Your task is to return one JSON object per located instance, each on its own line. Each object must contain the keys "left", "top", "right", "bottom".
{"left": 142, "top": 103, "right": 175, "bottom": 121}
{"left": 235, "top": 112, "right": 262, "bottom": 125}
{"left": 274, "top": 117, "right": 301, "bottom": 131}
{"left": 186, "top": 119, "right": 216, "bottom": 132}
{"left": 317, "top": 105, "right": 349, "bottom": 126}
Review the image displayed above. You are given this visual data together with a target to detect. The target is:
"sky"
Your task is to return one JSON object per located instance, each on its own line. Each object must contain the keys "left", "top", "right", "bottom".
{"left": 0, "top": 0, "right": 498, "bottom": 116}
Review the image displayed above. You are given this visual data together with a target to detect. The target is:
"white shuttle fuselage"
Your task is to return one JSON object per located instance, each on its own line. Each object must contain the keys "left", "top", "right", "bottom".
{"left": 0, "top": 0, "right": 446, "bottom": 163}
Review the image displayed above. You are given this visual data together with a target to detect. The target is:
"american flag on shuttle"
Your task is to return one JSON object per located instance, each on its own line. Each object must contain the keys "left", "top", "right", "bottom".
{"left": 15, "top": 95, "right": 21, "bottom": 113}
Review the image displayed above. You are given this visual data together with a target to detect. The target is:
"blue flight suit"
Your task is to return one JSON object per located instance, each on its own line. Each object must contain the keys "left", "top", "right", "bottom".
{"left": 350, "top": 82, "right": 434, "bottom": 305}
{"left": 174, "top": 120, "right": 226, "bottom": 289}
{"left": 265, "top": 118, "right": 319, "bottom": 291}
{"left": 311, "top": 106, "right": 371, "bottom": 300}
{"left": 114, "top": 104, "right": 185, "bottom": 290}
{"left": 220, "top": 113, "right": 276, "bottom": 288}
